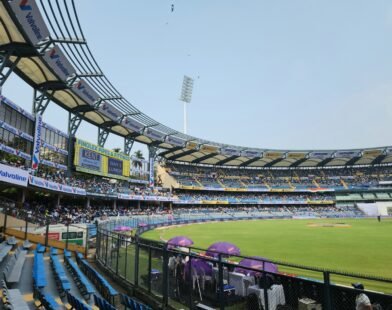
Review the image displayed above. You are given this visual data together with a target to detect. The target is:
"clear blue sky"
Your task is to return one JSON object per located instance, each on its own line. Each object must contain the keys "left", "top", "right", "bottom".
{"left": 4, "top": 0, "right": 392, "bottom": 155}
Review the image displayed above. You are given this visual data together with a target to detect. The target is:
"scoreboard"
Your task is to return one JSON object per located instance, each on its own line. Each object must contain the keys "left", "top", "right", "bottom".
{"left": 74, "top": 139, "right": 130, "bottom": 180}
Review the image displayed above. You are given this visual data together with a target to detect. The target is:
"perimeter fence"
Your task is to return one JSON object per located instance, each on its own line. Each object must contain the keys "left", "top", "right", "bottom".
{"left": 96, "top": 217, "right": 392, "bottom": 310}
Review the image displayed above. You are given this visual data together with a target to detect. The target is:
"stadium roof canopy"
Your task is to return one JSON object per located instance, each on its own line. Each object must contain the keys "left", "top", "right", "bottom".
{"left": 1, "top": 0, "right": 392, "bottom": 168}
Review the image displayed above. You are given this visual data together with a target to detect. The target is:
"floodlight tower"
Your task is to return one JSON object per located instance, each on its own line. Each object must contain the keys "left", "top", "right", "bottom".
{"left": 180, "top": 75, "right": 194, "bottom": 134}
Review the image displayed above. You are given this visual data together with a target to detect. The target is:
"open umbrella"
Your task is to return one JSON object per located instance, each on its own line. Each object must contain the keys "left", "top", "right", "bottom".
{"left": 138, "top": 222, "right": 148, "bottom": 227}
{"left": 167, "top": 236, "right": 194, "bottom": 248}
{"left": 206, "top": 242, "right": 240, "bottom": 258}
{"left": 234, "top": 256, "right": 278, "bottom": 276}
{"left": 114, "top": 225, "right": 132, "bottom": 232}
{"left": 185, "top": 258, "right": 213, "bottom": 276}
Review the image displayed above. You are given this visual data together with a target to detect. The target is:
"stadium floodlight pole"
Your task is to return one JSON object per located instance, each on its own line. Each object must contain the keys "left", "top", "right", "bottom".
{"left": 180, "top": 75, "right": 194, "bottom": 134}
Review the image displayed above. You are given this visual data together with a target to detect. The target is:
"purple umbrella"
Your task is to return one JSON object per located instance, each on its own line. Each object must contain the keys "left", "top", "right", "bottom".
{"left": 206, "top": 242, "right": 240, "bottom": 258}
{"left": 114, "top": 225, "right": 132, "bottom": 232}
{"left": 167, "top": 236, "right": 194, "bottom": 248}
{"left": 234, "top": 256, "right": 278, "bottom": 276}
{"left": 138, "top": 222, "right": 148, "bottom": 227}
{"left": 185, "top": 258, "right": 213, "bottom": 276}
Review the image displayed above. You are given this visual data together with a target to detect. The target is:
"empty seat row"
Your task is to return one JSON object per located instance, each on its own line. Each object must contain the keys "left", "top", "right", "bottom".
{"left": 64, "top": 254, "right": 95, "bottom": 299}
{"left": 76, "top": 253, "right": 118, "bottom": 304}
{"left": 50, "top": 252, "right": 71, "bottom": 296}
{"left": 33, "top": 250, "right": 47, "bottom": 289}
{"left": 36, "top": 243, "right": 46, "bottom": 253}
{"left": 34, "top": 289, "right": 62, "bottom": 310}
{"left": 94, "top": 294, "right": 116, "bottom": 310}
{"left": 66, "top": 291, "right": 92, "bottom": 310}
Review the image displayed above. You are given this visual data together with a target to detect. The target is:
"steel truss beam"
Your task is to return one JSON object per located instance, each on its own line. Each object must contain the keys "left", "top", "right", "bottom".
{"left": 124, "top": 137, "right": 134, "bottom": 155}
{"left": 98, "top": 127, "right": 109, "bottom": 147}
{"left": 148, "top": 145, "right": 158, "bottom": 160}
{"left": 32, "top": 88, "right": 53, "bottom": 115}
{"left": 68, "top": 113, "right": 82, "bottom": 136}
{"left": 0, "top": 50, "right": 20, "bottom": 89}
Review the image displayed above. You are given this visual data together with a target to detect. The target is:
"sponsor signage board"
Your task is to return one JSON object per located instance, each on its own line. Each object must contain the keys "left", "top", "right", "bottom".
{"left": 43, "top": 45, "right": 75, "bottom": 81}
{"left": 0, "top": 163, "right": 29, "bottom": 187}
{"left": 8, "top": 0, "right": 50, "bottom": 45}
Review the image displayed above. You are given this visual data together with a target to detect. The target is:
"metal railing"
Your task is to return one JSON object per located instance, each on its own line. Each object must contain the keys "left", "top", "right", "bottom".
{"left": 96, "top": 218, "right": 392, "bottom": 310}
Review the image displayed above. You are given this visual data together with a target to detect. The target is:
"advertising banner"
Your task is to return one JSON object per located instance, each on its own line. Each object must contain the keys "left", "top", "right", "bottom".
{"left": 72, "top": 79, "right": 99, "bottom": 106}
{"left": 42, "top": 122, "right": 68, "bottom": 138}
{"left": 144, "top": 128, "right": 165, "bottom": 141}
{"left": 8, "top": 0, "right": 50, "bottom": 45}
{"left": 186, "top": 141, "right": 198, "bottom": 150}
{"left": 264, "top": 151, "right": 284, "bottom": 159}
{"left": 0, "top": 96, "right": 34, "bottom": 120}
{"left": 0, "top": 163, "right": 28, "bottom": 187}
{"left": 200, "top": 145, "right": 218, "bottom": 153}
{"left": 362, "top": 149, "right": 382, "bottom": 157}
{"left": 98, "top": 102, "right": 122, "bottom": 121}
{"left": 122, "top": 117, "right": 144, "bottom": 133}
{"left": 108, "top": 157, "right": 123, "bottom": 176}
{"left": 28, "top": 175, "right": 86, "bottom": 196}
{"left": 309, "top": 151, "right": 333, "bottom": 159}
{"left": 79, "top": 148, "right": 102, "bottom": 172}
{"left": 286, "top": 152, "right": 307, "bottom": 159}
{"left": 165, "top": 135, "right": 185, "bottom": 147}
{"left": 0, "top": 143, "right": 31, "bottom": 160}
{"left": 74, "top": 139, "right": 130, "bottom": 179}
{"left": 43, "top": 45, "right": 75, "bottom": 81}
{"left": 220, "top": 147, "right": 241, "bottom": 156}
{"left": 41, "top": 141, "right": 68, "bottom": 155}
{"left": 31, "top": 113, "right": 42, "bottom": 170}
{"left": 335, "top": 150, "right": 361, "bottom": 158}
{"left": 0, "top": 120, "right": 34, "bottom": 142}
{"left": 41, "top": 159, "right": 67, "bottom": 170}
{"left": 241, "top": 149, "right": 262, "bottom": 158}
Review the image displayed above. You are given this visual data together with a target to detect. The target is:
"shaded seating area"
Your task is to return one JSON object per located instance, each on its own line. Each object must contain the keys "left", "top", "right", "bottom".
{"left": 120, "top": 293, "right": 152, "bottom": 310}
{"left": 0, "top": 280, "right": 29, "bottom": 310}
{"left": 64, "top": 253, "right": 95, "bottom": 300}
{"left": 3, "top": 246, "right": 27, "bottom": 284}
{"left": 67, "top": 291, "right": 92, "bottom": 310}
{"left": 94, "top": 294, "right": 116, "bottom": 310}
{"left": 76, "top": 253, "right": 118, "bottom": 304}
{"left": 50, "top": 249, "right": 71, "bottom": 297}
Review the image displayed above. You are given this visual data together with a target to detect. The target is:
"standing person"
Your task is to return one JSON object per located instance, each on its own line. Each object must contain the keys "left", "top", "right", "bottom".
{"left": 352, "top": 283, "right": 372, "bottom": 310}
{"left": 377, "top": 215, "right": 381, "bottom": 222}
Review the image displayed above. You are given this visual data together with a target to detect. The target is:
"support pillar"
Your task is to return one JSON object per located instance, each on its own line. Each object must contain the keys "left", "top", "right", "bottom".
{"left": 17, "top": 188, "right": 27, "bottom": 208}
{"left": 112, "top": 199, "right": 117, "bottom": 211}
{"left": 124, "top": 136, "right": 134, "bottom": 155}
{"left": 55, "top": 194, "right": 61, "bottom": 208}
{"left": 148, "top": 146, "right": 158, "bottom": 188}
{"left": 98, "top": 127, "right": 109, "bottom": 147}
{"left": 32, "top": 88, "right": 52, "bottom": 115}
{"left": 67, "top": 112, "right": 82, "bottom": 176}
{"left": 85, "top": 197, "right": 91, "bottom": 209}
{"left": 137, "top": 200, "right": 141, "bottom": 210}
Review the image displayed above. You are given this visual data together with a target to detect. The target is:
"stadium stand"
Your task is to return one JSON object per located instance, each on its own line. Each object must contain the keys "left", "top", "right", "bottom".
{"left": 3, "top": 246, "right": 27, "bottom": 284}
{"left": 0, "top": 279, "right": 29, "bottom": 310}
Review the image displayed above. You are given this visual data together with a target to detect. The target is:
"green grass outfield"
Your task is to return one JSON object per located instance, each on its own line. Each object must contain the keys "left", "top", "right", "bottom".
{"left": 141, "top": 217, "right": 392, "bottom": 293}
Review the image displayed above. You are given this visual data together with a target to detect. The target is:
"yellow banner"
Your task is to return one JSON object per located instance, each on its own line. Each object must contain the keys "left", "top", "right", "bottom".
{"left": 363, "top": 149, "right": 382, "bottom": 157}
{"left": 264, "top": 152, "right": 284, "bottom": 159}
{"left": 287, "top": 152, "right": 307, "bottom": 159}
{"left": 186, "top": 141, "right": 198, "bottom": 150}
{"left": 200, "top": 145, "right": 218, "bottom": 153}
